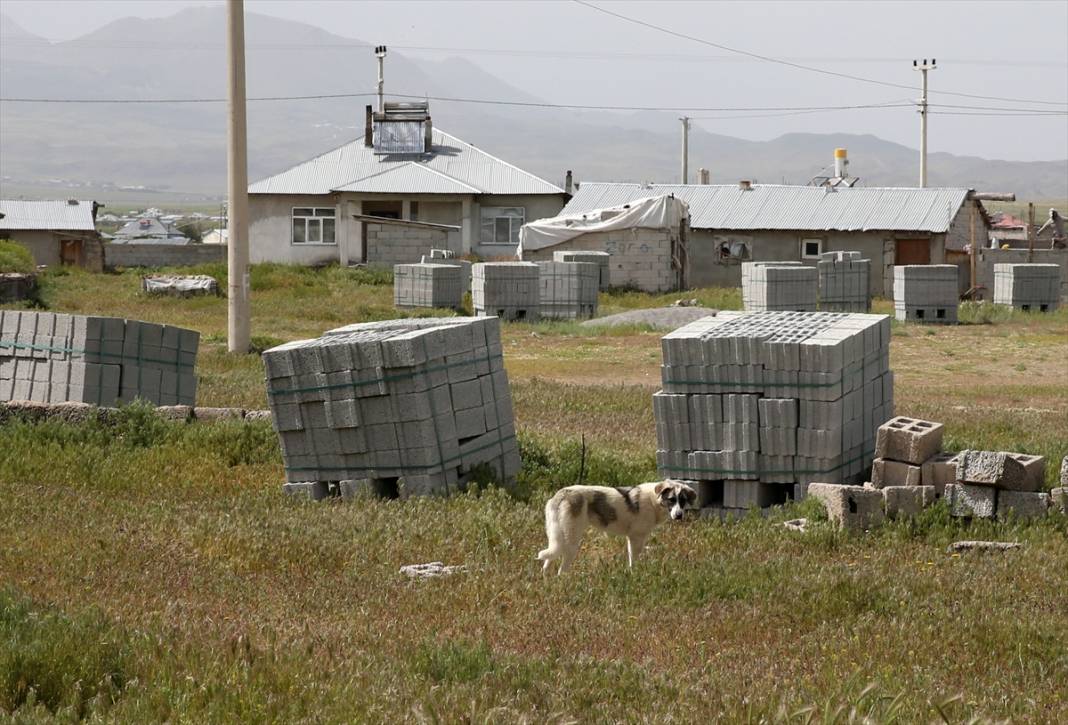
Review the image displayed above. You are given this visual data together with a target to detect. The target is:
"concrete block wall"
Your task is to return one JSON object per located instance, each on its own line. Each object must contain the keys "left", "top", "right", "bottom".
{"left": 472, "top": 262, "right": 540, "bottom": 321}
{"left": 366, "top": 221, "right": 454, "bottom": 267}
{"left": 742, "top": 264, "right": 818, "bottom": 312}
{"left": 522, "top": 228, "right": 678, "bottom": 292}
{"left": 655, "top": 310, "right": 894, "bottom": 509}
{"left": 993, "top": 263, "right": 1061, "bottom": 311}
{"left": 551, "top": 250, "right": 611, "bottom": 290}
{"left": 103, "top": 243, "right": 226, "bottom": 269}
{"left": 818, "top": 251, "right": 872, "bottom": 312}
{"left": 536, "top": 261, "right": 599, "bottom": 319}
{"left": 975, "top": 248, "right": 1068, "bottom": 302}
{"left": 420, "top": 255, "right": 472, "bottom": 296}
{"left": 394, "top": 263, "right": 464, "bottom": 309}
{"left": 893, "top": 265, "right": 959, "bottom": 323}
{"left": 262, "top": 317, "right": 520, "bottom": 497}
{"left": 1, "top": 310, "right": 199, "bottom": 406}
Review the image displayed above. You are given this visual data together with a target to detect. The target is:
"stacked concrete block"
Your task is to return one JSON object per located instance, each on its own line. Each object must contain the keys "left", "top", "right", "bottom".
{"left": 0, "top": 310, "right": 198, "bottom": 406}
{"left": 393, "top": 263, "right": 463, "bottom": 310}
{"left": 993, "top": 264, "right": 1061, "bottom": 312}
{"left": 741, "top": 262, "right": 801, "bottom": 311}
{"left": 742, "top": 264, "right": 818, "bottom": 312}
{"left": 946, "top": 449, "right": 1049, "bottom": 520}
{"left": 893, "top": 265, "right": 959, "bottom": 324}
{"left": 421, "top": 253, "right": 472, "bottom": 296}
{"left": 553, "top": 250, "right": 611, "bottom": 290}
{"left": 920, "top": 451, "right": 960, "bottom": 495}
{"left": 471, "top": 262, "right": 540, "bottom": 321}
{"left": 818, "top": 251, "right": 871, "bottom": 312}
{"left": 262, "top": 317, "right": 520, "bottom": 498}
{"left": 654, "top": 310, "right": 893, "bottom": 510}
{"left": 536, "top": 261, "right": 599, "bottom": 320}
{"left": 870, "top": 416, "right": 943, "bottom": 489}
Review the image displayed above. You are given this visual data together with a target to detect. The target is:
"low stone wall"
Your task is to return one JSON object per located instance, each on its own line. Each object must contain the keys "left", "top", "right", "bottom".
{"left": 975, "top": 248, "right": 1068, "bottom": 301}
{"left": 364, "top": 218, "right": 460, "bottom": 267}
{"left": 0, "top": 399, "right": 270, "bottom": 424}
{"left": 104, "top": 243, "right": 226, "bottom": 269}
{"left": 524, "top": 227, "right": 679, "bottom": 292}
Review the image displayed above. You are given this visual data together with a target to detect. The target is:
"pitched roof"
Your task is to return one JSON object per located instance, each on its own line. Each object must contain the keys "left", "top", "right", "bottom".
{"left": 563, "top": 183, "right": 975, "bottom": 233}
{"left": 249, "top": 129, "right": 564, "bottom": 196}
{"left": 0, "top": 199, "right": 96, "bottom": 231}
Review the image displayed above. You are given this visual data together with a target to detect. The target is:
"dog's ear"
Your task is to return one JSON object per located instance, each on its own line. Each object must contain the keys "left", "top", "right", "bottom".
{"left": 654, "top": 481, "right": 667, "bottom": 496}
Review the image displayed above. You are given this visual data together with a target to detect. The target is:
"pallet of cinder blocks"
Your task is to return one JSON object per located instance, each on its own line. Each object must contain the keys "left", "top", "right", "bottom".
{"left": 893, "top": 265, "right": 958, "bottom": 323}
{"left": 262, "top": 317, "right": 520, "bottom": 499}
{"left": 993, "top": 263, "right": 1061, "bottom": 312}
{"left": 0, "top": 310, "right": 198, "bottom": 406}
{"left": 472, "top": 262, "right": 540, "bottom": 321}
{"left": 422, "top": 249, "right": 472, "bottom": 295}
{"left": 536, "top": 261, "right": 599, "bottom": 320}
{"left": 654, "top": 310, "right": 893, "bottom": 516}
{"left": 818, "top": 251, "right": 871, "bottom": 312}
{"left": 393, "top": 263, "right": 463, "bottom": 310}
{"left": 552, "top": 250, "right": 611, "bottom": 290}
{"left": 741, "top": 262, "right": 817, "bottom": 312}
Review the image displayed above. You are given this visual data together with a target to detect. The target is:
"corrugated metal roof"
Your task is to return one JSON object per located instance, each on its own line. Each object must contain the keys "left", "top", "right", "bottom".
{"left": 562, "top": 183, "right": 972, "bottom": 233}
{"left": 249, "top": 129, "right": 564, "bottom": 196}
{"left": 0, "top": 199, "right": 97, "bottom": 231}
{"left": 333, "top": 162, "right": 481, "bottom": 194}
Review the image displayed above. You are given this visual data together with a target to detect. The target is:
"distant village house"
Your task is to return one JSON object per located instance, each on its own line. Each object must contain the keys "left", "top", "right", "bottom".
{"left": 0, "top": 199, "right": 104, "bottom": 271}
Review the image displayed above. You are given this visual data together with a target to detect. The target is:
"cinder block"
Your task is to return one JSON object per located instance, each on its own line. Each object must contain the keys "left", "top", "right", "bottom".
{"left": 282, "top": 481, "right": 330, "bottom": 501}
{"left": 1006, "top": 453, "right": 1046, "bottom": 491}
{"left": 883, "top": 485, "right": 935, "bottom": 518}
{"left": 955, "top": 450, "right": 1035, "bottom": 491}
{"left": 807, "top": 482, "right": 885, "bottom": 530}
{"left": 874, "top": 416, "right": 944, "bottom": 464}
{"left": 1061, "top": 455, "right": 1068, "bottom": 486}
{"left": 870, "top": 458, "right": 922, "bottom": 488}
{"left": 945, "top": 483, "right": 996, "bottom": 519}
{"left": 1051, "top": 488, "right": 1067, "bottom": 516}
{"left": 997, "top": 490, "right": 1049, "bottom": 521}
{"left": 921, "top": 451, "right": 959, "bottom": 494}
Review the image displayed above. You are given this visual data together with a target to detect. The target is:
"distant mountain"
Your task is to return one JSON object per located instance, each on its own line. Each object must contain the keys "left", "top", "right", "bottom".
{"left": 1, "top": 8, "right": 1065, "bottom": 199}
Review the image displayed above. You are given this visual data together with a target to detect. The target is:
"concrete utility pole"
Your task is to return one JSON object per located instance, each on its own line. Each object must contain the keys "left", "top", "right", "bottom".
{"left": 227, "top": 0, "right": 250, "bottom": 353}
{"left": 913, "top": 58, "right": 936, "bottom": 188}
{"left": 679, "top": 116, "right": 690, "bottom": 184}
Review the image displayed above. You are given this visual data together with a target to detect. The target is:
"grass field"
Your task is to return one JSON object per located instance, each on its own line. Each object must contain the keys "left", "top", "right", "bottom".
{"left": 2, "top": 265, "right": 1067, "bottom": 722}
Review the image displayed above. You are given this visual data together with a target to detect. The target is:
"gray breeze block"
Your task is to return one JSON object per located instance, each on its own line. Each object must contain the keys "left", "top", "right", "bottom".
{"left": 874, "top": 415, "right": 944, "bottom": 465}
{"left": 808, "top": 482, "right": 886, "bottom": 530}
{"left": 955, "top": 450, "right": 1038, "bottom": 492}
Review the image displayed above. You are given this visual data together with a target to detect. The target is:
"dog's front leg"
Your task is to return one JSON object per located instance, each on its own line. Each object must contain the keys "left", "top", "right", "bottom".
{"left": 626, "top": 535, "right": 649, "bottom": 568}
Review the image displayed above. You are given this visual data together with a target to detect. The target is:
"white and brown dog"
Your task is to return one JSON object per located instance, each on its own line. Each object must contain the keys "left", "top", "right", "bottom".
{"left": 536, "top": 481, "right": 698, "bottom": 574}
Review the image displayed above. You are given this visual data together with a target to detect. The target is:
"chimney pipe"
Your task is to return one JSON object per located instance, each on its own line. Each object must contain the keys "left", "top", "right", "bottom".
{"left": 698, "top": 168, "right": 710, "bottom": 185}
{"left": 565, "top": 170, "right": 573, "bottom": 195}
{"left": 374, "top": 45, "right": 387, "bottom": 113}
{"left": 834, "top": 148, "right": 848, "bottom": 178}
{"left": 739, "top": 180, "right": 752, "bottom": 191}
{"left": 364, "top": 105, "right": 373, "bottom": 147}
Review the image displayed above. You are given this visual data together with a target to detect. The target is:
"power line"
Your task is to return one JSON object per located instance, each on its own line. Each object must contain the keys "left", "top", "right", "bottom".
{"left": 571, "top": 0, "right": 1068, "bottom": 107}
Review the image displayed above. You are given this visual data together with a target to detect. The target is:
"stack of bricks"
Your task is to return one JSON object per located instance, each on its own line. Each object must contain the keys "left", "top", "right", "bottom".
{"left": 947, "top": 450, "right": 1050, "bottom": 521}
{"left": 262, "top": 317, "right": 520, "bottom": 499}
{"left": 868, "top": 416, "right": 944, "bottom": 519}
{"left": 536, "top": 261, "right": 599, "bottom": 320}
{"left": 393, "top": 263, "right": 463, "bottom": 310}
{"left": 0, "top": 310, "right": 198, "bottom": 406}
{"left": 741, "top": 263, "right": 817, "bottom": 312}
{"left": 893, "top": 265, "right": 959, "bottom": 323}
{"left": 552, "top": 250, "right": 611, "bottom": 290}
{"left": 423, "top": 249, "right": 472, "bottom": 295}
{"left": 472, "top": 262, "right": 540, "bottom": 321}
{"left": 817, "top": 251, "right": 871, "bottom": 312}
{"left": 654, "top": 310, "right": 893, "bottom": 515}
{"left": 993, "top": 263, "right": 1061, "bottom": 312}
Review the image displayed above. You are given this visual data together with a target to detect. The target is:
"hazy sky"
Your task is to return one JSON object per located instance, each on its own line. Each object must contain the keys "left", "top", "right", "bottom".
{"left": 3, "top": 0, "right": 1066, "bottom": 161}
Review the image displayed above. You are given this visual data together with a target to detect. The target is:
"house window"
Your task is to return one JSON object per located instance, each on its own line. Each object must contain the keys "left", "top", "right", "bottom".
{"left": 480, "top": 206, "right": 525, "bottom": 245}
{"left": 292, "top": 207, "right": 336, "bottom": 245}
{"left": 800, "top": 238, "right": 823, "bottom": 259}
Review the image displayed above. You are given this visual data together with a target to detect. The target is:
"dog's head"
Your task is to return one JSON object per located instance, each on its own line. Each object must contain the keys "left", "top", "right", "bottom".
{"left": 654, "top": 481, "right": 698, "bottom": 521}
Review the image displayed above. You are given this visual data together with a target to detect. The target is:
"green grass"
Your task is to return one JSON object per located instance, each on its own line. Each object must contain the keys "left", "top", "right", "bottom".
{"left": 0, "top": 240, "right": 35, "bottom": 274}
{"left": 2, "top": 265, "right": 1068, "bottom": 721}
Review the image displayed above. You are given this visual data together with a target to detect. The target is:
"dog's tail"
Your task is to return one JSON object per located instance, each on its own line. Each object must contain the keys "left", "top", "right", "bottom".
{"left": 536, "top": 491, "right": 569, "bottom": 562}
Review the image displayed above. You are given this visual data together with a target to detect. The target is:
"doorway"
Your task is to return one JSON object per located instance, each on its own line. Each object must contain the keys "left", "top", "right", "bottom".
{"left": 895, "top": 238, "right": 931, "bottom": 265}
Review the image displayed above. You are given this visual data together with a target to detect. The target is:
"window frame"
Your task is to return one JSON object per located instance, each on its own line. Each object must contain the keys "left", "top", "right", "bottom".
{"left": 291, "top": 206, "right": 337, "bottom": 246}
{"left": 479, "top": 206, "right": 525, "bottom": 246}
{"left": 800, "top": 237, "right": 824, "bottom": 259}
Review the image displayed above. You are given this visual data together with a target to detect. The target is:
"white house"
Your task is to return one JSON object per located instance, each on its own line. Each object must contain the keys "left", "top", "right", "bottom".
{"left": 247, "top": 101, "right": 567, "bottom": 265}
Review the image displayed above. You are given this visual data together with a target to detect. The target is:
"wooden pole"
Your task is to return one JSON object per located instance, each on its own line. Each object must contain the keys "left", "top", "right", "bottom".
{"left": 969, "top": 203, "right": 977, "bottom": 295}
{"left": 227, "top": 0, "right": 250, "bottom": 353}
{"left": 1027, "top": 202, "right": 1035, "bottom": 263}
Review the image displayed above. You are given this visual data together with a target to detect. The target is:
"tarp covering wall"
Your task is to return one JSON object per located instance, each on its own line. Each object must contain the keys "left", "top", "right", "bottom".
{"left": 518, "top": 195, "right": 688, "bottom": 255}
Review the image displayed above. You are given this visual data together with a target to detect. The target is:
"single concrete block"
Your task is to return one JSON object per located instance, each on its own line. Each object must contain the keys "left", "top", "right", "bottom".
{"left": 807, "top": 482, "right": 885, "bottom": 531}
{"left": 1061, "top": 455, "right": 1068, "bottom": 486}
{"left": 1050, "top": 488, "right": 1067, "bottom": 516}
{"left": 282, "top": 481, "right": 330, "bottom": 501}
{"left": 870, "top": 458, "right": 922, "bottom": 488}
{"left": 956, "top": 450, "right": 1035, "bottom": 492}
{"left": 1004, "top": 453, "right": 1045, "bottom": 491}
{"left": 874, "top": 415, "right": 944, "bottom": 464}
{"left": 921, "top": 451, "right": 959, "bottom": 494}
{"left": 945, "top": 483, "right": 996, "bottom": 519}
{"left": 997, "top": 490, "right": 1049, "bottom": 521}
{"left": 883, "top": 485, "right": 935, "bottom": 518}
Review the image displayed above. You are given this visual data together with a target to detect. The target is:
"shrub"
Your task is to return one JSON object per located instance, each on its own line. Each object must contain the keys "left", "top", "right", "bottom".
{"left": 0, "top": 240, "right": 35, "bottom": 274}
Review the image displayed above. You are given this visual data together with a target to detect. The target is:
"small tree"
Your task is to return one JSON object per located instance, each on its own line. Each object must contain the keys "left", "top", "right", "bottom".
{"left": 177, "top": 221, "right": 203, "bottom": 243}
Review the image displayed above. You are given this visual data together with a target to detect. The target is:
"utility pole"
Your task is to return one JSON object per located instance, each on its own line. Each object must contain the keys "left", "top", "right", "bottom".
{"left": 913, "top": 58, "right": 936, "bottom": 188}
{"left": 679, "top": 116, "right": 690, "bottom": 184}
{"left": 1027, "top": 202, "right": 1035, "bottom": 262}
{"left": 227, "top": 0, "right": 250, "bottom": 353}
